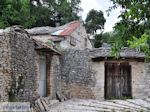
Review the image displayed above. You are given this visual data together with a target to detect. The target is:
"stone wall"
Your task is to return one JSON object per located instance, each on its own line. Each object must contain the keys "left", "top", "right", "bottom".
{"left": 131, "top": 62, "right": 150, "bottom": 98}
{"left": 58, "top": 23, "right": 92, "bottom": 50}
{"left": 0, "top": 27, "right": 39, "bottom": 102}
{"left": 49, "top": 55, "right": 61, "bottom": 99}
{"left": 60, "top": 49, "right": 96, "bottom": 99}
{"left": 0, "top": 32, "right": 12, "bottom": 101}
{"left": 8, "top": 28, "right": 39, "bottom": 102}
{"left": 60, "top": 49, "right": 150, "bottom": 100}
{"left": 91, "top": 61, "right": 105, "bottom": 99}
{"left": 0, "top": 27, "right": 61, "bottom": 102}
{"left": 145, "top": 63, "right": 150, "bottom": 97}
{"left": 69, "top": 23, "right": 92, "bottom": 49}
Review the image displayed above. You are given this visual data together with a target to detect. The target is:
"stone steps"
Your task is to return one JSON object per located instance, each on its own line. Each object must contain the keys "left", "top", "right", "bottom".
{"left": 49, "top": 99, "right": 150, "bottom": 112}
{"left": 108, "top": 100, "right": 145, "bottom": 111}
{"left": 127, "top": 99, "right": 150, "bottom": 109}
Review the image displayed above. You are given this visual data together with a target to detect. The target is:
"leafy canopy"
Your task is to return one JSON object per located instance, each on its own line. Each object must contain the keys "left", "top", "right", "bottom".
{"left": 85, "top": 9, "right": 106, "bottom": 48}
{"left": 0, "top": 0, "right": 81, "bottom": 28}
{"left": 108, "top": 0, "right": 150, "bottom": 59}
{"left": 85, "top": 9, "right": 106, "bottom": 35}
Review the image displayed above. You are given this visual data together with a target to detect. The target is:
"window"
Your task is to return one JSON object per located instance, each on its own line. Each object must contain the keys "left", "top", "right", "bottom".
{"left": 85, "top": 38, "right": 87, "bottom": 47}
{"left": 70, "top": 37, "right": 76, "bottom": 46}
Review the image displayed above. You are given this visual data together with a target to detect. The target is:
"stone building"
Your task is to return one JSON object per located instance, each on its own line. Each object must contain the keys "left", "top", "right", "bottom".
{"left": 27, "top": 21, "right": 92, "bottom": 50}
{"left": 0, "top": 26, "right": 61, "bottom": 102}
{"left": 60, "top": 47, "right": 150, "bottom": 100}
{"left": 0, "top": 22, "right": 150, "bottom": 104}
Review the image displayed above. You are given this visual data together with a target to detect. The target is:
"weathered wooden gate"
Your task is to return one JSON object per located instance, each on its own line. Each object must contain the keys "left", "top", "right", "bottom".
{"left": 105, "top": 62, "right": 132, "bottom": 99}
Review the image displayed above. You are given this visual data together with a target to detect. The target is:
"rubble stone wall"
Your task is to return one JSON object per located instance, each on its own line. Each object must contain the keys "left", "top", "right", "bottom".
{"left": 0, "top": 32, "right": 12, "bottom": 101}
{"left": 0, "top": 28, "right": 39, "bottom": 102}
{"left": 0, "top": 27, "right": 61, "bottom": 102}
{"left": 60, "top": 49, "right": 150, "bottom": 100}
{"left": 60, "top": 49, "right": 96, "bottom": 99}
{"left": 131, "top": 62, "right": 150, "bottom": 98}
{"left": 8, "top": 29, "right": 39, "bottom": 102}
{"left": 49, "top": 55, "right": 61, "bottom": 99}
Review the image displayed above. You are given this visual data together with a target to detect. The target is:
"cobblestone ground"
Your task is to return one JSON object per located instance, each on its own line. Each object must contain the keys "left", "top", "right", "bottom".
{"left": 49, "top": 98, "right": 150, "bottom": 112}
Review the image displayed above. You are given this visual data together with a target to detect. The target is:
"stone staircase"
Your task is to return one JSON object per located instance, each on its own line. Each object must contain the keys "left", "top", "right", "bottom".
{"left": 49, "top": 98, "right": 150, "bottom": 112}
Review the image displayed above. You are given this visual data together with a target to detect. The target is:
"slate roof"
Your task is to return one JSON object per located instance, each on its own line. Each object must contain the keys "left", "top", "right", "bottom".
{"left": 26, "top": 26, "right": 56, "bottom": 35}
{"left": 0, "top": 26, "right": 61, "bottom": 54}
{"left": 31, "top": 35, "right": 64, "bottom": 43}
{"left": 27, "top": 21, "right": 81, "bottom": 36}
{"left": 33, "top": 38, "right": 61, "bottom": 54}
{"left": 90, "top": 47, "right": 145, "bottom": 59}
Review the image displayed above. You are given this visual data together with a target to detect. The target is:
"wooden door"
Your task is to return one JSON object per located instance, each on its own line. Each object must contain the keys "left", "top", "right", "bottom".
{"left": 105, "top": 62, "right": 131, "bottom": 99}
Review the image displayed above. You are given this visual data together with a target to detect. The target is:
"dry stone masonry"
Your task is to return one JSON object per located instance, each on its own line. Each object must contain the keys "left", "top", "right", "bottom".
{"left": 0, "top": 26, "right": 38, "bottom": 102}
{"left": 0, "top": 30, "right": 12, "bottom": 101}
{"left": 1, "top": 25, "right": 150, "bottom": 108}
{"left": 0, "top": 26, "right": 61, "bottom": 102}
{"left": 60, "top": 48, "right": 150, "bottom": 100}
{"left": 61, "top": 49, "right": 96, "bottom": 99}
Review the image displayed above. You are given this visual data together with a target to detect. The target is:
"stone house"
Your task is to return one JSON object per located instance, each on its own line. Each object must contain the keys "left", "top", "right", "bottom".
{"left": 0, "top": 22, "right": 150, "bottom": 104}
{"left": 61, "top": 47, "right": 150, "bottom": 100}
{"left": 0, "top": 26, "right": 61, "bottom": 102}
{"left": 27, "top": 20, "right": 92, "bottom": 50}
{"left": 0, "top": 20, "right": 92, "bottom": 102}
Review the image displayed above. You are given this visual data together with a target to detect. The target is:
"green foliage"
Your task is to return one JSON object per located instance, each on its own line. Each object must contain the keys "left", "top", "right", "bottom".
{"left": 111, "top": 41, "right": 123, "bottom": 59}
{"left": 46, "top": 40, "right": 55, "bottom": 46}
{"left": 85, "top": 9, "right": 106, "bottom": 48}
{"left": 0, "top": 0, "right": 81, "bottom": 28}
{"left": 128, "top": 34, "right": 150, "bottom": 61}
{"left": 46, "top": 40, "right": 62, "bottom": 51}
{"left": 128, "top": 34, "right": 149, "bottom": 51}
{"left": 94, "top": 32, "right": 115, "bottom": 48}
{"left": 85, "top": 9, "right": 106, "bottom": 34}
{"left": 101, "top": 32, "right": 111, "bottom": 43}
{"left": 101, "top": 31, "right": 120, "bottom": 44}
{"left": 55, "top": 0, "right": 81, "bottom": 25}
{"left": 107, "top": 0, "right": 150, "bottom": 59}
{"left": 0, "top": 0, "right": 35, "bottom": 28}
{"left": 94, "top": 34, "right": 103, "bottom": 48}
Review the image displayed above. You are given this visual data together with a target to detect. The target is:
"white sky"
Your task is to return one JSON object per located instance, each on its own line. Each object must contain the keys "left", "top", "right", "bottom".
{"left": 80, "top": 0, "right": 121, "bottom": 32}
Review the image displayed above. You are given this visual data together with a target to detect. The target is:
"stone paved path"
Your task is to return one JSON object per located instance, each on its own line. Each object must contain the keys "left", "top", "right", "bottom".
{"left": 49, "top": 98, "right": 150, "bottom": 112}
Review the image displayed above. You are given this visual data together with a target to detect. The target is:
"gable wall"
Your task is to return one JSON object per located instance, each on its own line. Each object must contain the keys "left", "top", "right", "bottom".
{"left": 61, "top": 23, "right": 92, "bottom": 50}
{"left": 71, "top": 23, "right": 92, "bottom": 49}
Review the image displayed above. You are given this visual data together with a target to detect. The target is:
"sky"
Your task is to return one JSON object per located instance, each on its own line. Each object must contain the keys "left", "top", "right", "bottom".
{"left": 80, "top": 0, "right": 121, "bottom": 32}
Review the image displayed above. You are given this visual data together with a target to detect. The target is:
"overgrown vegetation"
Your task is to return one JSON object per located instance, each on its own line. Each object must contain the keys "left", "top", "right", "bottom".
{"left": 104, "top": 0, "right": 150, "bottom": 59}
{"left": 46, "top": 40, "right": 62, "bottom": 51}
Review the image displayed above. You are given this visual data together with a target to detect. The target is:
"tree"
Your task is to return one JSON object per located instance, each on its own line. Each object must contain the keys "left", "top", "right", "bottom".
{"left": 94, "top": 34, "right": 103, "bottom": 48}
{"left": 0, "top": 0, "right": 35, "bottom": 28}
{"left": 0, "top": 0, "right": 81, "bottom": 28}
{"left": 108, "top": 0, "right": 150, "bottom": 59}
{"left": 85, "top": 9, "right": 106, "bottom": 48}
{"left": 28, "top": 0, "right": 82, "bottom": 27}
{"left": 109, "top": 0, "right": 150, "bottom": 46}
{"left": 48, "top": 0, "right": 81, "bottom": 25}
{"left": 85, "top": 9, "right": 106, "bottom": 35}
